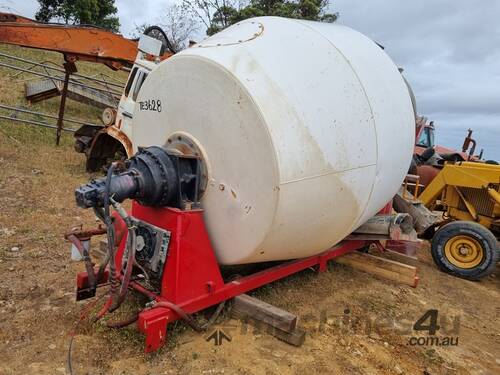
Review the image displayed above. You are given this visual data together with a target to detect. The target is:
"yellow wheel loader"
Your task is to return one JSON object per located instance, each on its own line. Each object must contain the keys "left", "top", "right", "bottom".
{"left": 395, "top": 162, "right": 500, "bottom": 280}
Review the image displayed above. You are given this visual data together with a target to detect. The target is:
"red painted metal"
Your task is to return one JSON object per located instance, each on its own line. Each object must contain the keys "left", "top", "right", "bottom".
{"left": 379, "top": 201, "right": 393, "bottom": 215}
{"left": 76, "top": 201, "right": 369, "bottom": 352}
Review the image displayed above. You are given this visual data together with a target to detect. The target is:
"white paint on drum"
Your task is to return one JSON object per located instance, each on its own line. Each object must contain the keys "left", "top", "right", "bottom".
{"left": 131, "top": 17, "right": 415, "bottom": 265}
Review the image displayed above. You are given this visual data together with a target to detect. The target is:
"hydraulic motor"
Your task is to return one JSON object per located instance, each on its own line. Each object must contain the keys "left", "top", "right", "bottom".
{"left": 75, "top": 146, "right": 201, "bottom": 210}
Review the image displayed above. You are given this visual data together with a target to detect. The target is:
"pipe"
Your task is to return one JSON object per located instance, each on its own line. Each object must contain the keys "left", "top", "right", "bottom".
{"left": 0, "top": 51, "right": 125, "bottom": 89}
{"left": 0, "top": 61, "right": 122, "bottom": 96}
{"left": 93, "top": 296, "right": 113, "bottom": 321}
{"left": 0, "top": 114, "right": 76, "bottom": 132}
{"left": 129, "top": 281, "right": 157, "bottom": 300}
{"left": 56, "top": 62, "right": 71, "bottom": 145}
{"left": 105, "top": 313, "right": 138, "bottom": 328}
{"left": 148, "top": 301, "right": 204, "bottom": 332}
{"left": 146, "top": 300, "right": 226, "bottom": 332}
{"left": 106, "top": 197, "right": 136, "bottom": 310}
{"left": 101, "top": 163, "right": 119, "bottom": 316}
{"left": 0, "top": 103, "right": 101, "bottom": 127}
{"left": 117, "top": 224, "right": 136, "bottom": 304}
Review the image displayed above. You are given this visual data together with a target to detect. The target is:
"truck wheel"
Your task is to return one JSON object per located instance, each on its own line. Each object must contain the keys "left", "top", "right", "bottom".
{"left": 431, "top": 221, "right": 499, "bottom": 280}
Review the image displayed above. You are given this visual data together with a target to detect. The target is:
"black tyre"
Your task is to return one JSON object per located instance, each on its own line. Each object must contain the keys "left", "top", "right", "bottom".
{"left": 431, "top": 221, "right": 499, "bottom": 280}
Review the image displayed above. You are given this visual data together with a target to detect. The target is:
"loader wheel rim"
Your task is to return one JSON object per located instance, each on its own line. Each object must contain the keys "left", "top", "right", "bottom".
{"left": 444, "top": 235, "right": 484, "bottom": 269}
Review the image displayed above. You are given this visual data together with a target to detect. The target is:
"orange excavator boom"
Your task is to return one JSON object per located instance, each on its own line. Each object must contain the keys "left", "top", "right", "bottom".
{"left": 0, "top": 12, "right": 172, "bottom": 70}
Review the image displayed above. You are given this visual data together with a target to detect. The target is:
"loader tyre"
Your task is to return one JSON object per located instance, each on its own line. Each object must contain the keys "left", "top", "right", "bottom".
{"left": 431, "top": 221, "right": 499, "bottom": 280}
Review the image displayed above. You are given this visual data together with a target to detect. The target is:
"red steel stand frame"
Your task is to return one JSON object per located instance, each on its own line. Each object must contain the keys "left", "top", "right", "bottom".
{"left": 77, "top": 201, "right": 369, "bottom": 352}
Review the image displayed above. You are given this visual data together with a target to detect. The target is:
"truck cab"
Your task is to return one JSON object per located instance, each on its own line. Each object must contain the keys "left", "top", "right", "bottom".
{"left": 414, "top": 116, "right": 435, "bottom": 155}
{"left": 115, "top": 58, "right": 157, "bottom": 141}
{"left": 81, "top": 34, "right": 165, "bottom": 171}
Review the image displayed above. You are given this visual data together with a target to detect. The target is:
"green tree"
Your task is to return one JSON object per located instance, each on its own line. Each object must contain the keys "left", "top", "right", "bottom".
{"left": 183, "top": 0, "right": 337, "bottom": 36}
{"left": 35, "top": 0, "right": 120, "bottom": 32}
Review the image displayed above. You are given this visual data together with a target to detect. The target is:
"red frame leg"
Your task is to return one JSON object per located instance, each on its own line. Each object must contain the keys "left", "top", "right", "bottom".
{"left": 138, "top": 307, "right": 170, "bottom": 353}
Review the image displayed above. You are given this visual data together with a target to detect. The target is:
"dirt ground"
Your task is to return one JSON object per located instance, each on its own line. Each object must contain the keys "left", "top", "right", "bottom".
{"left": 0, "top": 46, "right": 499, "bottom": 375}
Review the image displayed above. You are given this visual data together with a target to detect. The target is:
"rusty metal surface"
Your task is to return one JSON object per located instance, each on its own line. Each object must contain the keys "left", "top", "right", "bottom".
{"left": 0, "top": 12, "right": 173, "bottom": 70}
{"left": 0, "top": 13, "right": 36, "bottom": 23}
{"left": 55, "top": 61, "right": 74, "bottom": 145}
{"left": 416, "top": 165, "right": 441, "bottom": 187}
{"left": 81, "top": 126, "right": 133, "bottom": 172}
{"left": 393, "top": 188, "right": 441, "bottom": 235}
{"left": 64, "top": 226, "right": 106, "bottom": 241}
{"left": 104, "top": 126, "right": 133, "bottom": 157}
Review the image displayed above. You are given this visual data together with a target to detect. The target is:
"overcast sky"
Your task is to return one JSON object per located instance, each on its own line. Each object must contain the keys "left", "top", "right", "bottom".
{"left": 2, "top": 0, "right": 499, "bottom": 160}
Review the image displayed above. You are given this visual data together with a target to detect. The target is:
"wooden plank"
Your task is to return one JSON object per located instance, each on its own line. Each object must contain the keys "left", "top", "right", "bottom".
{"left": 232, "top": 294, "right": 297, "bottom": 333}
{"left": 335, "top": 252, "right": 419, "bottom": 287}
{"left": 232, "top": 310, "right": 306, "bottom": 347}
{"left": 268, "top": 326, "right": 305, "bottom": 347}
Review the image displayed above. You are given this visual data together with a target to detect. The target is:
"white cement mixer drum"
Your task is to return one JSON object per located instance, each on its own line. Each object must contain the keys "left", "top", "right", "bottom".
{"left": 132, "top": 17, "right": 415, "bottom": 265}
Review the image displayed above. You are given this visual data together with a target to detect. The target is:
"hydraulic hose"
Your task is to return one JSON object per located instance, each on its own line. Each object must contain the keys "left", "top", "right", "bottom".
{"left": 117, "top": 227, "right": 136, "bottom": 301}
{"left": 96, "top": 163, "right": 119, "bottom": 319}
{"left": 148, "top": 301, "right": 226, "bottom": 333}
{"left": 110, "top": 197, "right": 137, "bottom": 310}
{"left": 93, "top": 207, "right": 111, "bottom": 287}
